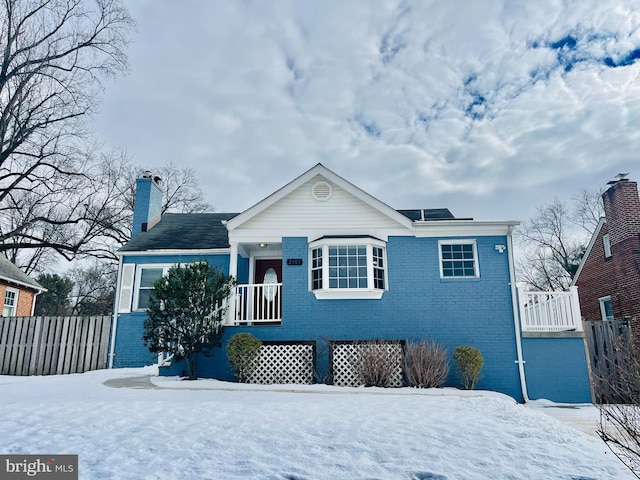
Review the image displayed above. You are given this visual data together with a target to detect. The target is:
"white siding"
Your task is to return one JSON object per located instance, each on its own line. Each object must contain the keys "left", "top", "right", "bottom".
{"left": 238, "top": 175, "right": 407, "bottom": 232}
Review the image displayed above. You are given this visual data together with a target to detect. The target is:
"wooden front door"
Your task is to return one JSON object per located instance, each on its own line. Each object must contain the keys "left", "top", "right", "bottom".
{"left": 254, "top": 259, "right": 282, "bottom": 321}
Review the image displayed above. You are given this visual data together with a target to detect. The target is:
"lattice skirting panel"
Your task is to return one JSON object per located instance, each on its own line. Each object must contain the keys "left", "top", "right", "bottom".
{"left": 332, "top": 341, "right": 404, "bottom": 387}
{"left": 247, "top": 342, "right": 315, "bottom": 385}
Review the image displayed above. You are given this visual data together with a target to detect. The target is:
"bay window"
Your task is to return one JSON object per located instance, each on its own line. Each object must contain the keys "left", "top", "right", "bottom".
{"left": 309, "top": 237, "right": 387, "bottom": 299}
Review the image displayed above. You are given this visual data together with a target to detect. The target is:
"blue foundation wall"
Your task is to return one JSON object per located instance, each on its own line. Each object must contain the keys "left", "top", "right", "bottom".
{"left": 157, "top": 235, "right": 525, "bottom": 401}
{"left": 522, "top": 336, "right": 592, "bottom": 403}
{"left": 111, "top": 253, "right": 248, "bottom": 368}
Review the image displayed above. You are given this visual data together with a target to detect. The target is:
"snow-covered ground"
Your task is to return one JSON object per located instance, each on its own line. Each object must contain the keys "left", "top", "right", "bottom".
{"left": 0, "top": 367, "right": 632, "bottom": 479}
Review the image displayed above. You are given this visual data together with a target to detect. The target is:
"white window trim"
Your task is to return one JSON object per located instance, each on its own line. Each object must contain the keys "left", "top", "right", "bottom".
{"left": 3, "top": 287, "right": 19, "bottom": 317}
{"left": 133, "top": 264, "right": 173, "bottom": 311}
{"left": 438, "top": 239, "right": 480, "bottom": 279}
{"left": 308, "top": 237, "right": 388, "bottom": 300}
{"left": 599, "top": 295, "right": 614, "bottom": 321}
{"left": 603, "top": 234, "right": 612, "bottom": 259}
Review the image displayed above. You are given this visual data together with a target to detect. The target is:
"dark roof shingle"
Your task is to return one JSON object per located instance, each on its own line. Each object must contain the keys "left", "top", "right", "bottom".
{"left": 119, "top": 213, "right": 238, "bottom": 252}
{"left": 0, "top": 255, "right": 44, "bottom": 290}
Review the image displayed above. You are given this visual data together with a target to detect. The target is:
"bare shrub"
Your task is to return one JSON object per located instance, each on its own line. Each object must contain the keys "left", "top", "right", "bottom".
{"left": 350, "top": 341, "right": 402, "bottom": 387}
{"left": 403, "top": 340, "right": 449, "bottom": 388}
{"left": 595, "top": 334, "right": 640, "bottom": 478}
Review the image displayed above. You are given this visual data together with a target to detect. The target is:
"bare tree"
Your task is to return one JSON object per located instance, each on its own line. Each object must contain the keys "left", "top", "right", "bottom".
{"left": 572, "top": 188, "right": 605, "bottom": 234}
{"left": 595, "top": 334, "right": 640, "bottom": 478}
{"left": 0, "top": 0, "right": 134, "bottom": 267}
{"left": 517, "top": 191, "right": 603, "bottom": 291}
{"left": 68, "top": 260, "right": 116, "bottom": 315}
{"left": 2, "top": 146, "right": 134, "bottom": 271}
{"left": 119, "top": 162, "right": 213, "bottom": 215}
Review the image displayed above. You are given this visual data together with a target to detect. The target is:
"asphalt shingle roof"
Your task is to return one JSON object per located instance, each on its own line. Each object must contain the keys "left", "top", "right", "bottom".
{"left": 120, "top": 209, "right": 458, "bottom": 253}
{"left": 119, "top": 213, "right": 239, "bottom": 252}
{"left": 0, "top": 255, "right": 44, "bottom": 290}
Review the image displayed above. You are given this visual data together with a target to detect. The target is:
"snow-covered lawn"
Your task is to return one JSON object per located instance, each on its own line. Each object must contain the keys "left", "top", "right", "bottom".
{"left": 0, "top": 367, "right": 632, "bottom": 479}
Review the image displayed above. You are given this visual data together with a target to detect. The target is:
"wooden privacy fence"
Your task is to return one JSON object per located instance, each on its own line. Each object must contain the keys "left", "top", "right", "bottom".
{"left": 0, "top": 315, "right": 111, "bottom": 376}
{"left": 585, "top": 319, "right": 632, "bottom": 402}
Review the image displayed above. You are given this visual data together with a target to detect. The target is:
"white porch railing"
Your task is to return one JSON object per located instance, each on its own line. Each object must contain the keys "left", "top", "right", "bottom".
{"left": 226, "top": 283, "right": 282, "bottom": 325}
{"left": 518, "top": 286, "right": 583, "bottom": 332}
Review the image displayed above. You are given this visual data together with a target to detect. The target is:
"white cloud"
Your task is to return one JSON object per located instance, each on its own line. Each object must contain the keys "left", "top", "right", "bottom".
{"left": 96, "top": 0, "right": 640, "bottom": 219}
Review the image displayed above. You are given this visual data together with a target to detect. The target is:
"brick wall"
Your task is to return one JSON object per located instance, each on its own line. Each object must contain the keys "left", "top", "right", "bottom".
{"left": 131, "top": 176, "right": 163, "bottom": 238}
{"left": 16, "top": 289, "right": 35, "bottom": 316}
{"left": 162, "top": 235, "right": 525, "bottom": 400}
{"left": 602, "top": 180, "right": 640, "bottom": 246}
{"left": 576, "top": 179, "right": 640, "bottom": 322}
{"left": 0, "top": 282, "right": 36, "bottom": 316}
{"left": 112, "top": 253, "right": 235, "bottom": 368}
{"left": 117, "top": 235, "right": 590, "bottom": 403}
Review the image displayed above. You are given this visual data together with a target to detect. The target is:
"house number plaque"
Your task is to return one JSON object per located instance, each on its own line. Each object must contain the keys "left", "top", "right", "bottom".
{"left": 286, "top": 258, "right": 303, "bottom": 266}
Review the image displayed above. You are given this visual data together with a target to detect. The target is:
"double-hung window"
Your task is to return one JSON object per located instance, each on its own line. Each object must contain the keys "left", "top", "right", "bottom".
{"left": 439, "top": 240, "right": 479, "bottom": 278}
{"left": 309, "top": 237, "right": 387, "bottom": 299}
{"left": 3, "top": 288, "right": 18, "bottom": 316}
{"left": 599, "top": 296, "right": 614, "bottom": 321}
{"left": 603, "top": 234, "right": 612, "bottom": 259}
{"left": 134, "top": 266, "right": 167, "bottom": 310}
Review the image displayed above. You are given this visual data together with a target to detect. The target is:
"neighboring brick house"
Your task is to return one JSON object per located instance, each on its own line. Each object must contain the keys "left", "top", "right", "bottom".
{"left": 0, "top": 255, "right": 45, "bottom": 317}
{"left": 572, "top": 175, "right": 640, "bottom": 323}
{"left": 110, "top": 164, "right": 592, "bottom": 403}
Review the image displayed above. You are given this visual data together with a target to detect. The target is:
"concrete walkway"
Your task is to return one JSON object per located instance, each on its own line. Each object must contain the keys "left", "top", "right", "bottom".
{"left": 103, "top": 375, "right": 161, "bottom": 390}
{"left": 534, "top": 405, "right": 600, "bottom": 437}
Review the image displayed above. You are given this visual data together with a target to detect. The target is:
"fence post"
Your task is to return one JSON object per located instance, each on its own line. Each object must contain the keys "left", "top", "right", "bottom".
{"left": 569, "top": 286, "right": 583, "bottom": 331}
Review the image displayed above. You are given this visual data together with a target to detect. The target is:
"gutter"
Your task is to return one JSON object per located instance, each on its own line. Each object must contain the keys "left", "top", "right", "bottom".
{"left": 108, "top": 255, "right": 124, "bottom": 369}
{"left": 507, "top": 226, "right": 529, "bottom": 403}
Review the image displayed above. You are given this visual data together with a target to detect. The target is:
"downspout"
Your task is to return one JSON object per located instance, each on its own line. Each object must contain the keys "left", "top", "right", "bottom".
{"left": 31, "top": 290, "right": 41, "bottom": 316}
{"left": 108, "top": 255, "right": 124, "bottom": 369}
{"left": 507, "top": 226, "right": 529, "bottom": 403}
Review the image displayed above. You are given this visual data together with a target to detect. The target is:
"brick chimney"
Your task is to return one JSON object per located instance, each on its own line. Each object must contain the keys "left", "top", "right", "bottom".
{"left": 131, "top": 171, "right": 163, "bottom": 238}
{"left": 602, "top": 175, "right": 640, "bottom": 246}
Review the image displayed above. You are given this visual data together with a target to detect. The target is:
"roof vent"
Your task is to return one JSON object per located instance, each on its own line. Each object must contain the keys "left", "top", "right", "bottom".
{"left": 312, "top": 181, "right": 333, "bottom": 201}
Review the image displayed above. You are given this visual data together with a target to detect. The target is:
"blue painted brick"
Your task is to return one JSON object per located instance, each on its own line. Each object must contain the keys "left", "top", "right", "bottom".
{"left": 114, "top": 234, "right": 591, "bottom": 403}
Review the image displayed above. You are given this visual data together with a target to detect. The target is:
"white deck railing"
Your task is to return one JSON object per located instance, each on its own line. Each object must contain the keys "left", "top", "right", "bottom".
{"left": 518, "top": 286, "right": 583, "bottom": 332}
{"left": 226, "top": 283, "right": 282, "bottom": 325}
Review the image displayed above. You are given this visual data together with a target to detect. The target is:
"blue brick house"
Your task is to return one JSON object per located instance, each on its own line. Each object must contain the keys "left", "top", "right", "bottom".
{"left": 109, "top": 164, "right": 592, "bottom": 403}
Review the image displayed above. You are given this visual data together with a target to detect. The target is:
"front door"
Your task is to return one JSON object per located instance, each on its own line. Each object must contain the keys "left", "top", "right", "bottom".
{"left": 254, "top": 259, "right": 282, "bottom": 321}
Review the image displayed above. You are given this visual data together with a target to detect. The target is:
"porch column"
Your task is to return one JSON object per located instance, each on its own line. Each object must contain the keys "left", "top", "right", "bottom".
{"left": 226, "top": 242, "right": 239, "bottom": 326}
{"left": 229, "top": 242, "right": 238, "bottom": 279}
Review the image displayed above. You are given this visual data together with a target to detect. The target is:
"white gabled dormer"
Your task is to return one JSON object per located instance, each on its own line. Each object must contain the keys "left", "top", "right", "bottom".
{"left": 223, "top": 164, "right": 416, "bottom": 301}
{"left": 225, "top": 163, "right": 414, "bottom": 245}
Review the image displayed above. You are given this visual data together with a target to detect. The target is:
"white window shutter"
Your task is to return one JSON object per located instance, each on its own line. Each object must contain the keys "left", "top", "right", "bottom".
{"left": 118, "top": 264, "right": 136, "bottom": 313}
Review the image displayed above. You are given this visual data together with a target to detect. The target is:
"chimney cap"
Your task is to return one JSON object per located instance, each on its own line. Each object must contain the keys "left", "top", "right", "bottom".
{"left": 141, "top": 170, "right": 161, "bottom": 185}
{"left": 607, "top": 172, "right": 630, "bottom": 185}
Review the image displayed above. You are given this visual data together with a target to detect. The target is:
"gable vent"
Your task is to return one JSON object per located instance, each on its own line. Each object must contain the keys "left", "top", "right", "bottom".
{"left": 312, "top": 181, "right": 333, "bottom": 201}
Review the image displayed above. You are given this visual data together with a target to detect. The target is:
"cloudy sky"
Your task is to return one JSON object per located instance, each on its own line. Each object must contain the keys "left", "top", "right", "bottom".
{"left": 94, "top": 0, "right": 640, "bottom": 223}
